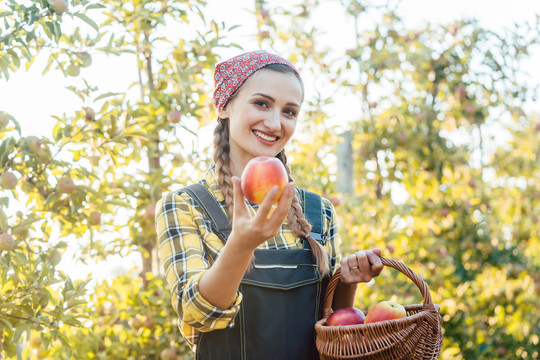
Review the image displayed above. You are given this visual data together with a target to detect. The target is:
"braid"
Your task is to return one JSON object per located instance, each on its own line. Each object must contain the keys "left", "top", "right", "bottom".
{"left": 213, "top": 120, "right": 235, "bottom": 216}
{"left": 276, "top": 151, "right": 330, "bottom": 276}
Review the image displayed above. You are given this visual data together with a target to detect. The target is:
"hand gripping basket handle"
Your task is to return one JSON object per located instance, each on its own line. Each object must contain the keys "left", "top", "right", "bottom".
{"left": 322, "top": 256, "right": 435, "bottom": 318}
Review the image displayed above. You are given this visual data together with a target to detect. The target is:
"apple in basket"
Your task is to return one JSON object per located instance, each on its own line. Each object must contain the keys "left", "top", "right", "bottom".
{"left": 326, "top": 307, "right": 366, "bottom": 326}
{"left": 364, "top": 301, "right": 406, "bottom": 324}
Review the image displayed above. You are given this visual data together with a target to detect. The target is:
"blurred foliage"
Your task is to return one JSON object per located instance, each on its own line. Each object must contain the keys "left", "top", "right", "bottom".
{"left": 1, "top": 0, "right": 540, "bottom": 359}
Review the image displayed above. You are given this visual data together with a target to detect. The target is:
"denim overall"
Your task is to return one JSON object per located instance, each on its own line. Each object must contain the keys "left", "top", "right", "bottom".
{"left": 182, "top": 184, "right": 330, "bottom": 360}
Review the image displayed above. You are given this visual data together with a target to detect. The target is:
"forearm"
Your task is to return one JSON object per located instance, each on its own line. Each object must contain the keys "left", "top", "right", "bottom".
{"left": 332, "top": 281, "right": 357, "bottom": 310}
{"left": 198, "top": 235, "right": 255, "bottom": 309}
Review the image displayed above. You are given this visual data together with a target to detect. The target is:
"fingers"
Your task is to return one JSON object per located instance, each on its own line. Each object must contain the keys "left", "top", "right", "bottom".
{"left": 366, "top": 249, "right": 384, "bottom": 276}
{"left": 256, "top": 182, "right": 295, "bottom": 226}
{"left": 343, "top": 249, "right": 384, "bottom": 281}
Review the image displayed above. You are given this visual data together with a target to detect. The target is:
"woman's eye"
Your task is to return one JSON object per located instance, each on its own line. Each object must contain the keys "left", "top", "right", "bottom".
{"left": 284, "top": 109, "right": 297, "bottom": 117}
{"left": 254, "top": 101, "right": 268, "bottom": 108}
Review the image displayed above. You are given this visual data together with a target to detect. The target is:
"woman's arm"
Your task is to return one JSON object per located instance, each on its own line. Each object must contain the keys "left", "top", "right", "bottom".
{"left": 198, "top": 177, "right": 296, "bottom": 309}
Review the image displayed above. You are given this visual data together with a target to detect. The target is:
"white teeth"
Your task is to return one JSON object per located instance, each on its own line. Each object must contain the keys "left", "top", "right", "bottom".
{"left": 253, "top": 130, "right": 277, "bottom": 141}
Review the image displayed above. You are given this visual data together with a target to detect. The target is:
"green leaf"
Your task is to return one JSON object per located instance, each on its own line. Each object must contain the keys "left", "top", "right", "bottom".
{"left": 94, "top": 92, "right": 122, "bottom": 101}
{"left": 53, "top": 121, "right": 63, "bottom": 141}
{"left": 74, "top": 13, "right": 100, "bottom": 32}
{"left": 11, "top": 323, "right": 31, "bottom": 343}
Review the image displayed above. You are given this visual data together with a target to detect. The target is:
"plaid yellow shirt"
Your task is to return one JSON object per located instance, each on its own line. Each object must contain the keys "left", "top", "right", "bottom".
{"left": 155, "top": 168, "right": 339, "bottom": 350}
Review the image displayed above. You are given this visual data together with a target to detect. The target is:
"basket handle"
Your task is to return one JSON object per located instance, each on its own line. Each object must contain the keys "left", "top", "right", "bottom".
{"left": 322, "top": 256, "right": 435, "bottom": 318}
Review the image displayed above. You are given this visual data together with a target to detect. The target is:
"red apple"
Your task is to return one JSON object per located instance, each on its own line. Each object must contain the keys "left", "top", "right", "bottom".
{"left": 26, "top": 136, "right": 41, "bottom": 154}
{"left": 85, "top": 107, "right": 96, "bottom": 122}
{"left": 88, "top": 211, "right": 101, "bottom": 226}
{"left": 160, "top": 347, "right": 177, "bottom": 360}
{"left": 326, "top": 307, "right": 366, "bottom": 326}
{"left": 0, "top": 233, "right": 15, "bottom": 251}
{"left": 241, "top": 156, "right": 288, "bottom": 205}
{"left": 1, "top": 171, "right": 17, "bottom": 189}
{"left": 49, "top": 0, "right": 68, "bottom": 14}
{"left": 364, "top": 301, "right": 407, "bottom": 324}
{"left": 58, "top": 176, "right": 76, "bottom": 194}
{"left": 167, "top": 109, "right": 182, "bottom": 123}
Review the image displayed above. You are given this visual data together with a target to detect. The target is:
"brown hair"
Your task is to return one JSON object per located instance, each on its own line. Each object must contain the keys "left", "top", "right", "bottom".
{"left": 213, "top": 66, "right": 330, "bottom": 276}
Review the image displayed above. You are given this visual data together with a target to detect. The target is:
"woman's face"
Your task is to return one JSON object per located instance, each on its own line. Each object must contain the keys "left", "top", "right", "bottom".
{"left": 221, "top": 68, "right": 303, "bottom": 171}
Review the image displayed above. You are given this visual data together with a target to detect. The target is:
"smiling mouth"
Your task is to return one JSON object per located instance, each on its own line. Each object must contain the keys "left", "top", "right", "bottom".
{"left": 253, "top": 130, "right": 279, "bottom": 142}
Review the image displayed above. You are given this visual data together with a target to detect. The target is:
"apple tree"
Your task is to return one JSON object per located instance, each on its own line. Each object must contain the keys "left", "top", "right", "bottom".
{"left": 252, "top": 1, "right": 540, "bottom": 359}
{"left": 1, "top": 0, "right": 239, "bottom": 358}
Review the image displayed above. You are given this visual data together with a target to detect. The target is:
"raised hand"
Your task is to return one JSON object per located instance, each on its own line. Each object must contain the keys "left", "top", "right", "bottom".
{"left": 228, "top": 176, "right": 295, "bottom": 251}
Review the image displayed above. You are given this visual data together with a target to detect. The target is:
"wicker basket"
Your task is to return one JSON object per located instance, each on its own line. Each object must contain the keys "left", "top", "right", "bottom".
{"left": 315, "top": 257, "right": 443, "bottom": 360}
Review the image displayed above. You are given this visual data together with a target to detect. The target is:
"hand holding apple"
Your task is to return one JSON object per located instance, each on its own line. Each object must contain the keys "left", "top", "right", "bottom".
{"left": 241, "top": 156, "right": 288, "bottom": 205}
{"left": 229, "top": 176, "right": 294, "bottom": 251}
{"left": 364, "top": 301, "right": 406, "bottom": 324}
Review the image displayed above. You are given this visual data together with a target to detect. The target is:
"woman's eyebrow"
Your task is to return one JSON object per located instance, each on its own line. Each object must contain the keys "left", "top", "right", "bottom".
{"left": 253, "top": 93, "right": 300, "bottom": 108}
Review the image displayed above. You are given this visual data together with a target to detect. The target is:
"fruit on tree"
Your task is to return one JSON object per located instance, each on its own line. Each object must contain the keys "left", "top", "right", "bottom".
{"left": 58, "top": 176, "right": 76, "bottom": 194}
{"left": 49, "top": 249, "right": 62, "bottom": 266}
{"left": 326, "top": 307, "right": 366, "bottom": 326}
{"left": 364, "top": 301, "right": 407, "bottom": 324}
{"left": 88, "top": 211, "right": 101, "bottom": 226}
{"left": 1, "top": 171, "right": 17, "bottom": 189}
{"left": 141, "top": 314, "right": 156, "bottom": 329}
{"left": 29, "top": 336, "right": 43, "bottom": 349}
{"left": 464, "top": 104, "right": 476, "bottom": 116}
{"left": 397, "top": 133, "right": 409, "bottom": 145}
{"left": 35, "top": 344, "right": 49, "bottom": 359}
{"left": 66, "top": 64, "right": 80, "bottom": 77}
{"left": 129, "top": 317, "right": 143, "bottom": 331}
{"left": 37, "top": 146, "right": 52, "bottom": 163}
{"left": 160, "top": 347, "right": 177, "bottom": 360}
{"left": 26, "top": 135, "right": 41, "bottom": 154}
{"left": 241, "top": 156, "right": 288, "bottom": 205}
{"left": 79, "top": 51, "right": 92, "bottom": 67}
{"left": 167, "top": 109, "right": 182, "bottom": 123}
{"left": 85, "top": 107, "right": 96, "bottom": 122}
{"left": 49, "top": 0, "right": 68, "bottom": 14}
{"left": 0, "top": 233, "right": 15, "bottom": 251}
{"left": 260, "top": 9, "right": 270, "bottom": 20}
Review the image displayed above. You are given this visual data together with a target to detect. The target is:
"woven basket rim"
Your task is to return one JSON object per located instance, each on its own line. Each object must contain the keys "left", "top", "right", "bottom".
{"left": 316, "top": 303, "right": 440, "bottom": 327}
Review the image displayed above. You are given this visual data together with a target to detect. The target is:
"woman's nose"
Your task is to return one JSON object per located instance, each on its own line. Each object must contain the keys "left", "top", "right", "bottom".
{"left": 263, "top": 110, "right": 281, "bottom": 131}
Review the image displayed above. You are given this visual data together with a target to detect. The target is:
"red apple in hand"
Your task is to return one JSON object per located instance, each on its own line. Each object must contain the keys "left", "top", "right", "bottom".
{"left": 241, "top": 156, "right": 288, "bottom": 205}
{"left": 364, "top": 301, "right": 406, "bottom": 324}
{"left": 326, "top": 307, "right": 366, "bottom": 326}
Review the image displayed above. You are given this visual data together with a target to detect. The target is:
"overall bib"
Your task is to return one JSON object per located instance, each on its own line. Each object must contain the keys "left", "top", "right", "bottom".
{"left": 181, "top": 184, "right": 330, "bottom": 360}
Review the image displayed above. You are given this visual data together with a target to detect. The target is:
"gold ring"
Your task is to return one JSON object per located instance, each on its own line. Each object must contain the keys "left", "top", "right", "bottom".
{"left": 349, "top": 266, "right": 359, "bottom": 270}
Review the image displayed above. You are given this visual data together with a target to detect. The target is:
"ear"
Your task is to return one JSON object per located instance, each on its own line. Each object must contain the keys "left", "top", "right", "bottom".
{"left": 219, "top": 106, "right": 229, "bottom": 119}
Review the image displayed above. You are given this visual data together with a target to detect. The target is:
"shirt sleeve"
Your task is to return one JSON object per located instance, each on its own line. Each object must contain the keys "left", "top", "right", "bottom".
{"left": 321, "top": 197, "right": 341, "bottom": 273}
{"left": 155, "top": 191, "right": 242, "bottom": 332}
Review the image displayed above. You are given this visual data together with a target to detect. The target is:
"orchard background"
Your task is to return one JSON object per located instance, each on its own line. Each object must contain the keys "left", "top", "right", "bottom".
{"left": 1, "top": 0, "right": 539, "bottom": 359}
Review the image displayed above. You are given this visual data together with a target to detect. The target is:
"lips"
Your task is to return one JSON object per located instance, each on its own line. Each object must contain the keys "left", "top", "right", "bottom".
{"left": 253, "top": 130, "right": 279, "bottom": 142}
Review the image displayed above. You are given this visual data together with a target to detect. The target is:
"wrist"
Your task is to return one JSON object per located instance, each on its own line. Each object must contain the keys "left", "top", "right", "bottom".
{"left": 224, "top": 231, "right": 257, "bottom": 256}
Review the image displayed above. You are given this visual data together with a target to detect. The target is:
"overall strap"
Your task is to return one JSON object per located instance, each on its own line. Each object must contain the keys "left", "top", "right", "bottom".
{"left": 181, "top": 183, "right": 232, "bottom": 242}
{"left": 298, "top": 188, "right": 326, "bottom": 245}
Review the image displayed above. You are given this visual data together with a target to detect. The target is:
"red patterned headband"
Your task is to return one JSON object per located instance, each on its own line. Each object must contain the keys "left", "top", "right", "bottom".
{"left": 213, "top": 50, "right": 299, "bottom": 116}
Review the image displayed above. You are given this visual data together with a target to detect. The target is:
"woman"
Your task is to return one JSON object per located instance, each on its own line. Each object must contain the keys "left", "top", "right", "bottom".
{"left": 156, "top": 50, "right": 383, "bottom": 359}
